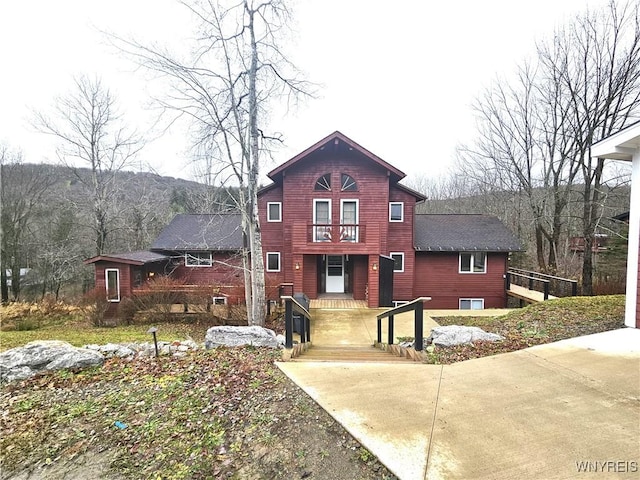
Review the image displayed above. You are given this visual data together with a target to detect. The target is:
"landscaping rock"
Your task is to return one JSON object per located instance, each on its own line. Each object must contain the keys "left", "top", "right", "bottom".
{"left": 426, "top": 325, "right": 503, "bottom": 347}
{"left": 0, "top": 341, "right": 104, "bottom": 383}
{"left": 205, "top": 326, "right": 280, "bottom": 349}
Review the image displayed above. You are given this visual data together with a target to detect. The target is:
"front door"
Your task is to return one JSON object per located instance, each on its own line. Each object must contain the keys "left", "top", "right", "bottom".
{"left": 326, "top": 255, "right": 344, "bottom": 293}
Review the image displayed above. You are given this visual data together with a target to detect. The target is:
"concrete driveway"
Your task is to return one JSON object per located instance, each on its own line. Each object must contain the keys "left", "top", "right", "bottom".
{"left": 278, "top": 328, "right": 640, "bottom": 480}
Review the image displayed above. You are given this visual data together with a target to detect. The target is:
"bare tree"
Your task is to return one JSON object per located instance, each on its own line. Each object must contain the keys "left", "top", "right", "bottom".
{"left": 459, "top": 0, "right": 639, "bottom": 286}
{"left": 35, "top": 76, "right": 143, "bottom": 256}
{"left": 0, "top": 149, "right": 56, "bottom": 301}
{"left": 114, "top": 0, "right": 312, "bottom": 326}
{"left": 540, "top": 0, "right": 640, "bottom": 293}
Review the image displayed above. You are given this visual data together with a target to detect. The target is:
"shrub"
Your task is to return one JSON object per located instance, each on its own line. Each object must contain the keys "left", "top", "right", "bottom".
{"left": 79, "top": 287, "right": 111, "bottom": 327}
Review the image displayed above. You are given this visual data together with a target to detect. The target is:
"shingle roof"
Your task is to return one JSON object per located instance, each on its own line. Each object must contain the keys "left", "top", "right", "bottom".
{"left": 152, "top": 214, "right": 243, "bottom": 251}
{"left": 84, "top": 251, "right": 170, "bottom": 265}
{"left": 414, "top": 214, "right": 522, "bottom": 252}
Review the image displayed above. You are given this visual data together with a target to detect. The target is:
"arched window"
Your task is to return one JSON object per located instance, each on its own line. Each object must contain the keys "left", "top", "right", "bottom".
{"left": 315, "top": 173, "right": 331, "bottom": 191}
{"left": 341, "top": 173, "right": 357, "bottom": 191}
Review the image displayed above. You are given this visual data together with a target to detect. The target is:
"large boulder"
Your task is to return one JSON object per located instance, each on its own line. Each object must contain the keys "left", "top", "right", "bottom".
{"left": 427, "top": 325, "right": 503, "bottom": 347}
{"left": 0, "top": 340, "right": 105, "bottom": 383}
{"left": 205, "top": 326, "right": 280, "bottom": 349}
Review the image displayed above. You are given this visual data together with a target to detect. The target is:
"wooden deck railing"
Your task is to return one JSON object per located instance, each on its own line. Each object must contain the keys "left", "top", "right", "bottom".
{"left": 376, "top": 297, "right": 431, "bottom": 351}
{"left": 506, "top": 268, "right": 578, "bottom": 298}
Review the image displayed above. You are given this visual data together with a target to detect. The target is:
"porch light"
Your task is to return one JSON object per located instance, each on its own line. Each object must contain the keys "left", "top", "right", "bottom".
{"left": 295, "top": 262, "right": 300, "bottom": 270}
{"left": 372, "top": 262, "right": 378, "bottom": 271}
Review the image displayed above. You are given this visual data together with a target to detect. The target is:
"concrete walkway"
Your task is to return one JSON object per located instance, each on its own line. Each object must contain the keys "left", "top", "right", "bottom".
{"left": 277, "top": 327, "right": 640, "bottom": 480}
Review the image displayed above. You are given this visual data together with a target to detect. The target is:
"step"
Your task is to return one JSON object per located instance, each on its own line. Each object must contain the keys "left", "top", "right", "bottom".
{"left": 294, "top": 345, "right": 418, "bottom": 363}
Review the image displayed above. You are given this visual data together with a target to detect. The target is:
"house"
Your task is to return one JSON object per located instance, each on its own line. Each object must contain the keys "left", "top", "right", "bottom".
{"left": 86, "top": 131, "right": 521, "bottom": 311}
{"left": 591, "top": 123, "right": 640, "bottom": 328}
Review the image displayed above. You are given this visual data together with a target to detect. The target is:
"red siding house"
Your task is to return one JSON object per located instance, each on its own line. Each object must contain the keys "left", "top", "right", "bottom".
{"left": 86, "top": 131, "right": 521, "bottom": 311}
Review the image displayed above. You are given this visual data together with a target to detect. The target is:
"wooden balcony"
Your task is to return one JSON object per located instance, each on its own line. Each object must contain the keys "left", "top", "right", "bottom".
{"left": 291, "top": 223, "right": 381, "bottom": 254}
{"left": 308, "top": 224, "right": 365, "bottom": 243}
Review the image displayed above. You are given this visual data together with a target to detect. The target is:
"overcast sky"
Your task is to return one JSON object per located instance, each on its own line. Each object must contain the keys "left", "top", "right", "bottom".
{"left": 0, "top": 0, "right": 611, "bottom": 183}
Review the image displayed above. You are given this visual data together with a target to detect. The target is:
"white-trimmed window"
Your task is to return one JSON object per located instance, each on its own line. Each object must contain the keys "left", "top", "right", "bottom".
{"left": 185, "top": 252, "right": 213, "bottom": 267}
{"left": 313, "top": 199, "right": 332, "bottom": 242}
{"left": 389, "top": 202, "right": 404, "bottom": 222}
{"left": 105, "top": 269, "right": 120, "bottom": 302}
{"left": 459, "top": 298, "right": 485, "bottom": 310}
{"left": 266, "top": 252, "right": 281, "bottom": 272}
{"left": 212, "top": 296, "right": 228, "bottom": 305}
{"left": 459, "top": 252, "right": 487, "bottom": 273}
{"left": 390, "top": 252, "right": 405, "bottom": 272}
{"left": 267, "top": 202, "right": 282, "bottom": 222}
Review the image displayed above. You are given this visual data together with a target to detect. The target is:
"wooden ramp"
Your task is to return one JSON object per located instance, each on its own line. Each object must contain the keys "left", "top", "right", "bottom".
{"left": 508, "top": 284, "right": 557, "bottom": 303}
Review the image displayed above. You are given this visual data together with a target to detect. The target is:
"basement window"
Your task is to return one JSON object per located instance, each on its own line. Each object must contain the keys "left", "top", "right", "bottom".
{"left": 459, "top": 298, "right": 484, "bottom": 310}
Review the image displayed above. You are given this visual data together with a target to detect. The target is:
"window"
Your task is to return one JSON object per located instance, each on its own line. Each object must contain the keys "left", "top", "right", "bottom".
{"left": 341, "top": 173, "right": 357, "bottom": 191}
{"left": 389, "top": 202, "right": 404, "bottom": 222}
{"left": 267, "top": 202, "right": 282, "bottom": 222}
{"left": 266, "top": 252, "right": 281, "bottom": 272}
{"left": 390, "top": 252, "right": 405, "bottom": 272}
{"left": 212, "top": 296, "right": 228, "bottom": 305}
{"left": 315, "top": 174, "right": 331, "bottom": 191}
{"left": 340, "top": 199, "right": 359, "bottom": 242}
{"left": 185, "top": 252, "right": 213, "bottom": 267}
{"left": 459, "top": 252, "right": 486, "bottom": 273}
{"left": 313, "top": 199, "right": 332, "bottom": 242}
{"left": 460, "top": 298, "right": 485, "bottom": 310}
{"left": 105, "top": 269, "right": 120, "bottom": 302}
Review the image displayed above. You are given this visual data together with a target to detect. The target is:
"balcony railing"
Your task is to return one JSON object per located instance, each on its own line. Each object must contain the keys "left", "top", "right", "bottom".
{"left": 309, "top": 224, "right": 364, "bottom": 243}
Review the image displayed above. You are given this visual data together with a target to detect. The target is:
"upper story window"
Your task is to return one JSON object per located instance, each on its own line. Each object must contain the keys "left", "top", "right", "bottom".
{"left": 389, "top": 202, "right": 404, "bottom": 222}
{"left": 459, "top": 252, "right": 486, "bottom": 273}
{"left": 341, "top": 173, "right": 357, "bottom": 191}
{"left": 267, "top": 202, "right": 282, "bottom": 222}
{"left": 266, "top": 252, "right": 281, "bottom": 272}
{"left": 390, "top": 252, "right": 405, "bottom": 272}
{"left": 186, "top": 251, "right": 213, "bottom": 267}
{"left": 315, "top": 174, "right": 331, "bottom": 191}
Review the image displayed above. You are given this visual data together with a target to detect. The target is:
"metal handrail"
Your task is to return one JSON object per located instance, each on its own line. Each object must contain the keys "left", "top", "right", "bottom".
{"left": 281, "top": 295, "right": 311, "bottom": 349}
{"left": 376, "top": 297, "right": 431, "bottom": 351}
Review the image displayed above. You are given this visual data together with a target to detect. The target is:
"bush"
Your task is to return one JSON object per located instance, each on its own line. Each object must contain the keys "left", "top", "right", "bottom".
{"left": 78, "top": 287, "right": 111, "bottom": 327}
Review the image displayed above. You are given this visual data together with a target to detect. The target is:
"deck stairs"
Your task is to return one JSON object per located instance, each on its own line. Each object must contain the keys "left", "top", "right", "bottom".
{"left": 291, "top": 300, "right": 420, "bottom": 363}
{"left": 294, "top": 344, "right": 417, "bottom": 363}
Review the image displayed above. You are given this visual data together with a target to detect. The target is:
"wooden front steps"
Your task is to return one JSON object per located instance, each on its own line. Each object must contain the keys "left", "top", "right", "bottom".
{"left": 293, "top": 344, "right": 418, "bottom": 363}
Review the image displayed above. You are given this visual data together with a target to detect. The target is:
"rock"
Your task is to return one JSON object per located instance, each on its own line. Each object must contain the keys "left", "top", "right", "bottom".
{"left": 275, "top": 334, "right": 286, "bottom": 346}
{"left": 205, "top": 326, "right": 280, "bottom": 349}
{"left": 84, "top": 343, "right": 136, "bottom": 358}
{"left": 426, "top": 325, "right": 503, "bottom": 347}
{"left": 0, "top": 341, "right": 104, "bottom": 383}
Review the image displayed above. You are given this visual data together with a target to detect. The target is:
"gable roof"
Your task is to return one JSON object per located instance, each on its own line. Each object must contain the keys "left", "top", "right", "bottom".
{"left": 267, "top": 131, "right": 407, "bottom": 183}
{"left": 152, "top": 214, "right": 243, "bottom": 251}
{"left": 84, "top": 251, "right": 170, "bottom": 266}
{"left": 414, "top": 214, "right": 522, "bottom": 252}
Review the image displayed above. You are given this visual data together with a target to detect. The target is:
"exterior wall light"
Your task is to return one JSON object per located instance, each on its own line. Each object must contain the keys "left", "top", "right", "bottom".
{"left": 372, "top": 262, "right": 378, "bottom": 271}
{"left": 295, "top": 262, "right": 300, "bottom": 270}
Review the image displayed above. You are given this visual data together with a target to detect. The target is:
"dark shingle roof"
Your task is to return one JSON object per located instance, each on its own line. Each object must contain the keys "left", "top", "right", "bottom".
{"left": 84, "top": 251, "right": 170, "bottom": 265}
{"left": 152, "top": 214, "right": 243, "bottom": 251}
{"left": 414, "top": 214, "right": 522, "bottom": 252}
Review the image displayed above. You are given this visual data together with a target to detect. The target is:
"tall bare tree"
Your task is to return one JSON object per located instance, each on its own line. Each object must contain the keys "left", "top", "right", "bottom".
{"left": 115, "top": 0, "right": 312, "bottom": 326}
{"left": 35, "top": 76, "right": 143, "bottom": 256}
{"left": 459, "top": 0, "right": 639, "bottom": 287}
{"left": 539, "top": 0, "right": 640, "bottom": 293}
{"left": 0, "top": 149, "right": 56, "bottom": 301}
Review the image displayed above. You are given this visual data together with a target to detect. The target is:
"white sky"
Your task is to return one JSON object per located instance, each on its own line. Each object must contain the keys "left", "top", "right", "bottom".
{"left": 0, "top": 0, "right": 611, "bottom": 183}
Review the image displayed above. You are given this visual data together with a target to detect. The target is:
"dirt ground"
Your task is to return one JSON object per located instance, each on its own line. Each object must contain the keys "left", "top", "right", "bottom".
{"left": 1, "top": 349, "right": 398, "bottom": 480}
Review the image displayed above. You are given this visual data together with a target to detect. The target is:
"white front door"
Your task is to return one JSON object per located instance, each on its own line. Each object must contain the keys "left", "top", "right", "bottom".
{"left": 326, "top": 255, "right": 344, "bottom": 293}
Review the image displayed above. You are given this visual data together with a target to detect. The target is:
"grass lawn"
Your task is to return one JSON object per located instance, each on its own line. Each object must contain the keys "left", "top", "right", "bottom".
{"left": 430, "top": 294, "right": 626, "bottom": 363}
